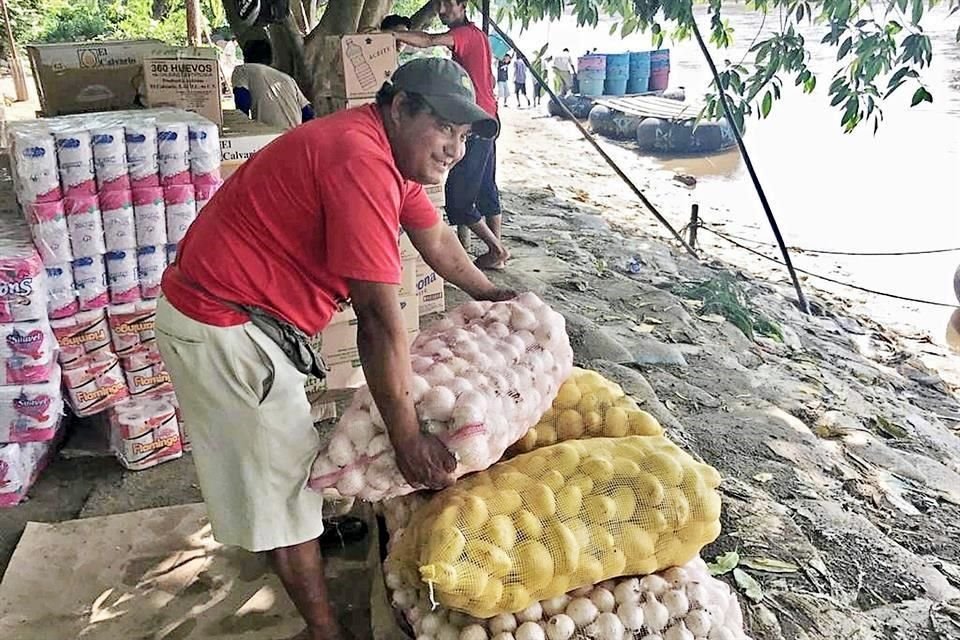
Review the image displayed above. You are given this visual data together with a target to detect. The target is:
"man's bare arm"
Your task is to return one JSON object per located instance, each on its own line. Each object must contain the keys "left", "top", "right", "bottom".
{"left": 394, "top": 30, "right": 456, "bottom": 49}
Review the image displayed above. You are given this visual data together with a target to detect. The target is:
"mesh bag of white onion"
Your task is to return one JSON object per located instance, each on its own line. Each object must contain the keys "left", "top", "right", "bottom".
{"left": 308, "top": 293, "right": 574, "bottom": 501}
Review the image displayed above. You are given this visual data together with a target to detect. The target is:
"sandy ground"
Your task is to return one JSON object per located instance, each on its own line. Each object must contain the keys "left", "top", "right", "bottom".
{"left": 1, "top": 75, "right": 960, "bottom": 638}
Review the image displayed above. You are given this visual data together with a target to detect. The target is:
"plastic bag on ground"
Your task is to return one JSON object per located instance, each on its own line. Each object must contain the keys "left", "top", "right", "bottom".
{"left": 386, "top": 435, "right": 722, "bottom": 618}
{"left": 308, "top": 293, "right": 574, "bottom": 502}
{"left": 508, "top": 368, "right": 665, "bottom": 456}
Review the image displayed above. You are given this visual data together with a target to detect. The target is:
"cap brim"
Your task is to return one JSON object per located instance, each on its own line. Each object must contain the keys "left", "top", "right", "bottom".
{"left": 422, "top": 94, "right": 499, "bottom": 139}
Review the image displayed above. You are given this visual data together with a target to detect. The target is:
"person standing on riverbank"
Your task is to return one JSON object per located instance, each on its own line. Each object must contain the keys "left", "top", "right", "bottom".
{"left": 394, "top": 0, "right": 510, "bottom": 270}
{"left": 513, "top": 55, "right": 530, "bottom": 108}
{"left": 497, "top": 53, "right": 512, "bottom": 107}
{"left": 552, "top": 48, "right": 574, "bottom": 95}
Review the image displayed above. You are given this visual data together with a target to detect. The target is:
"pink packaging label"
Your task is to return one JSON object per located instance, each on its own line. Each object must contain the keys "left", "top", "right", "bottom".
{"left": 0, "top": 370, "right": 63, "bottom": 443}
{"left": 1, "top": 321, "right": 56, "bottom": 385}
{"left": 62, "top": 352, "right": 129, "bottom": 417}
{"left": 108, "top": 397, "right": 182, "bottom": 470}
{"left": 0, "top": 254, "right": 46, "bottom": 323}
{"left": 107, "top": 300, "right": 157, "bottom": 356}
{"left": 50, "top": 309, "right": 112, "bottom": 367}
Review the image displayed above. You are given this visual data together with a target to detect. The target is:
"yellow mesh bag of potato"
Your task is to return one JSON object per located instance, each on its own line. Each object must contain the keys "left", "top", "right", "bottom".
{"left": 508, "top": 368, "right": 664, "bottom": 455}
{"left": 385, "top": 435, "right": 721, "bottom": 617}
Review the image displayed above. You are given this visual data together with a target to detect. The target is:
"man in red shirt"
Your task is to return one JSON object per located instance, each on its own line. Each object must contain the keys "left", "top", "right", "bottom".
{"left": 395, "top": 0, "right": 510, "bottom": 270}
{"left": 157, "top": 58, "right": 510, "bottom": 640}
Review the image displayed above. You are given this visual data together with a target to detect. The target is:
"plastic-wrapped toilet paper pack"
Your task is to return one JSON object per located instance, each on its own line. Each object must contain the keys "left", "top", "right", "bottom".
{"left": 0, "top": 370, "right": 63, "bottom": 443}
{"left": 44, "top": 263, "right": 78, "bottom": 319}
{"left": 124, "top": 120, "right": 160, "bottom": 189}
{"left": 194, "top": 182, "right": 220, "bottom": 212}
{"left": 100, "top": 189, "right": 137, "bottom": 251}
{"left": 61, "top": 351, "right": 129, "bottom": 417}
{"left": 133, "top": 187, "right": 167, "bottom": 247}
{"left": 108, "top": 299, "right": 157, "bottom": 357}
{"left": 91, "top": 126, "right": 130, "bottom": 192}
{"left": 120, "top": 347, "right": 172, "bottom": 396}
{"left": 0, "top": 320, "right": 57, "bottom": 385}
{"left": 188, "top": 121, "right": 221, "bottom": 187}
{"left": 157, "top": 122, "right": 191, "bottom": 187}
{"left": 64, "top": 194, "right": 107, "bottom": 258}
{"left": 50, "top": 309, "right": 112, "bottom": 368}
{"left": 72, "top": 255, "right": 109, "bottom": 311}
{"left": 0, "top": 437, "right": 60, "bottom": 507}
{"left": 9, "top": 127, "right": 61, "bottom": 204}
{"left": 105, "top": 249, "right": 140, "bottom": 304}
{"left": 25, "top": 200, "right": 73, "bottom": 264}
{"left": 54, "top": 129, "right": 96, "bottom": 199}
{"left": 108, "top": 393, "right": 182, "bottom": 471}
{"left": 0, "top": 228, "right": 48, "bottom": 323}
{"left": 137, "top": 246, "right": 165, "bottom": 298}
{"left": 163, "top": 184, "right": 196, "bottom": 244}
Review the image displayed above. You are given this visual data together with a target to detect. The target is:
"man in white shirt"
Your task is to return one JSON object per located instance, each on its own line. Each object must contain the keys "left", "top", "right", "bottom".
{"left": 552, "top": 47, "right": 575, "bottom": 95}
{"left": 232, "top": 40, "right": 315, "bottom": 130}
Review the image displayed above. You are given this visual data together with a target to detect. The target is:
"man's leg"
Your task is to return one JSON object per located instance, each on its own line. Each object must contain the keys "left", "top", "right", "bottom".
{"left": 445, "top": 136, "right": 507, "bottom": 268}
{"left": 270, "top": 540, "right": 342, "bottom": 640}
{"left": 475, "top": 138, "right": 509, "bottom": 270}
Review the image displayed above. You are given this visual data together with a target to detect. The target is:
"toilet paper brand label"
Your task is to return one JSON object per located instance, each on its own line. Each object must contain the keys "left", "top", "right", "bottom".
{"left": 6, "top": 329, "right": 45, "bottom": 359}
{"left": 0, "top": 277, "right": 35, "bottom": 300}
{"left": 13, "top": 393, "right": 52, "bottom": 420}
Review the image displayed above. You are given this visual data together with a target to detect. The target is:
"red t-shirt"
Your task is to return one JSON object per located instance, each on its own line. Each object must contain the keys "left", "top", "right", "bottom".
{"left": 162, "top": 105, "right": 439, "bottom": 335}
{"left": 450, "top": 22, "right": 498, "bottom": 118}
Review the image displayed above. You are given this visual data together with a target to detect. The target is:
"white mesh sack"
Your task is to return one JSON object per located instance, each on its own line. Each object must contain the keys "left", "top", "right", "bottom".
{"left": 309, "top": 293, "right": 574, "bottom": 501}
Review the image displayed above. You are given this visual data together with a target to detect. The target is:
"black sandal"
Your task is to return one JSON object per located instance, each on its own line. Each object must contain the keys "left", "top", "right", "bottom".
{"left": 319, "top": 516, "right": 369, "bottom": 549}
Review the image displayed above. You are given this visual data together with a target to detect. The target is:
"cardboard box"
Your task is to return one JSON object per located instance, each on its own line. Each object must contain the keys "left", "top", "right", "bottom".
{"left": 317, "top": 34, "right": 397, "bottom": 98}
{"left": 219, "top": 110, "right": 284, "bottom": 178}
{"left": 399, "top": 232, "right": 416, "bottom": 261}
{"left": 27, "top": 40, "right": 163, "bottom": 116}
{"left": 304, "top": 294, "right": 419, "bottom": 395}
{"left": 415, "top": 260, "right": 445, "bottom": 316}
{"left": 142, "top": 48, "right": 222, "bottom": 124}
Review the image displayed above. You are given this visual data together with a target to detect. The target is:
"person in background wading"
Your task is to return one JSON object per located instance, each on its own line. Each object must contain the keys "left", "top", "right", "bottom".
{"left": 157, "top": 58, "right": 515, "bottom": 640}
{"left": 394, "top": 0, "right": 511, "bottom": 270}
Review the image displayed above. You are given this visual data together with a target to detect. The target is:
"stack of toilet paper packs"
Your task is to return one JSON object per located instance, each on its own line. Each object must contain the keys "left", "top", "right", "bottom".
{"left": 0, "top": 208, "right": 63, "bottom": 505}
{"left": 4, "top": 108, "right": 216, "bottom": 477}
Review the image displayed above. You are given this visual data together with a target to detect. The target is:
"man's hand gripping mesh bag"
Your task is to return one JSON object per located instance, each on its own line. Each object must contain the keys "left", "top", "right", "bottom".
{"left": 509, "top": 367, "right": 665, "bottom": 455}
{"left": 308, "top": 293, "right": 574, "bottom": 501}
{"left": 385, "top": 435, "right": 722, "bottom": 618}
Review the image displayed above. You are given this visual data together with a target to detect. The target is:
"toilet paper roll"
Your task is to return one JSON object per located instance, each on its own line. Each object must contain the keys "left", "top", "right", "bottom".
{"left": 11, "top": 130, "right": 61, "bottom": 204}
{"left": 100, "top": 189, "right": 137, "bottom": 251}
{"left": 72, "top": 255, "right": 109, "bottom": 311}
{"left": 0, "top": 319, "right": 57, "bottom": 385}
{"left": 0, "top": 369, "right": 64, "bottom": 443}
{"left": 45, "top": 263, "right": 79, "bottom": 319}
{"left": 133, "top": 187, "right": 167, "bottom": 247}
{"left": 124, "top": 122, "right": 159, "bottom": 189}
{"left": 157, "top": 122, "right": 191, "bottom": 187}
{"left": 137, "top": 246, "right": 165, "bottom": 299}
{"left": 91, "top": 126, "right": 131, "bottom": 192}
{"left": 108, "top": 396, "right": 182, "bottom": 470}
{"left": 26, "top": 200, "right": 73, "bottom": 264}
{"left": 105, "top": 249, "right": 141, "bottom": 304}
{"left": 50, "top": 308, "right": 111, "bottom": 367}
{"left": 54, "top": 129, "right": 96, "bottom": 198}
{"left": 62, "top": 352, "right": 129, "bottom": 417}
{"left": 64, "top": 194, "right": 107, "bottom": 258}
{"left": 107, "top": 299, "right": 157, "bottom": 357}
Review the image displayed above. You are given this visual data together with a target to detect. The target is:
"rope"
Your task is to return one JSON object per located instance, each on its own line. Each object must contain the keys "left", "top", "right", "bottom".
{"left": 698, "top": 225, "right": 958, "bottom": 308}
{"left": 698, "top": 224, "right": 960, "bottom": 257}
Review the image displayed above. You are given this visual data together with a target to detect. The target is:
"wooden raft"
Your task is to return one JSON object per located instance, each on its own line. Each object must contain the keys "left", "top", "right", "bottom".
{"left": 591, "top": 95, "right": 703, "bottom": 123}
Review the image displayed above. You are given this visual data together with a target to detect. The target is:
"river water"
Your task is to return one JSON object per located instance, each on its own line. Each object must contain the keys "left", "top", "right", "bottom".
{"left": 511, "top": 6, "right": 960, "bottom": 343}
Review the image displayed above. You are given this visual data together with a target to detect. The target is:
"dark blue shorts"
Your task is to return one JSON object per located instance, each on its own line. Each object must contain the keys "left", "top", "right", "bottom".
{"left": 445, "top": 135, "right": 501, "bottom": 225}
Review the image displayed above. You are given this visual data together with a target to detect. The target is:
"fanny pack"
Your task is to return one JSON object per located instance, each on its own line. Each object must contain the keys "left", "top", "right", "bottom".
{"left": 237, "top": 304, "right": 327, "bottom": 380}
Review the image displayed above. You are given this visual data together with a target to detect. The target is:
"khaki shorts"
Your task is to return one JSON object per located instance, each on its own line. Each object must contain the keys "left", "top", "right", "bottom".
{"left": 156, "top": 296, "right": 325, "bottom": 552}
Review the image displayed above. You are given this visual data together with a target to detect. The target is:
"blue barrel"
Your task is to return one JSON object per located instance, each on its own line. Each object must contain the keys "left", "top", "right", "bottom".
{"left": 489, "top": 34, "right": 510, "bottom": 59}
{"left": 627, "top": 76, "right": 649, "bottom": 94}
{"left": 651, "top": 49, "right": 670, "bottom": 72}
{"left": 629, "top": 51, "right": 651, "bottom": 76}
{"left": 603, "top": 77, "right": 629, "bottom": 96}
{"left": 580, "top": 77, "right": 605, "bottom": 97}
{"left": 577, "top": 68, "right": 606, "bottom": 81}
{"left": 603, "top": 53, "right": 630, "bottom": 80}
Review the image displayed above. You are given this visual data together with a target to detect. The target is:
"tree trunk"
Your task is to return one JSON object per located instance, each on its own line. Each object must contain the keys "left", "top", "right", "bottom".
{"left": 186, "top": 0, "right": 203, "bottom": 45}
{"left": 358, "top": 0, "right": 391, "bottom": 30}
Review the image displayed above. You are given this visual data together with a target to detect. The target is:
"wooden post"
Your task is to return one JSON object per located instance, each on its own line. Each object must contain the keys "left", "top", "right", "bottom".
{"left": 185, "top": 0, "right": 203, "bottom": 46}
{"left": 481, "top": 0, "right": 490, "bottom": 35}
{"left": 0, "top": 0, "right": 28, "bottom": 102}
{"left": 688, "top": 204, "right": 699, "bottom": 252}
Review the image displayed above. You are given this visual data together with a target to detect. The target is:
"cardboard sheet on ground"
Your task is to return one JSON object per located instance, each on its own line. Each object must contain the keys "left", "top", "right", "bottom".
{"left": 0, "top": 503, "right": 364, "bottom": 639}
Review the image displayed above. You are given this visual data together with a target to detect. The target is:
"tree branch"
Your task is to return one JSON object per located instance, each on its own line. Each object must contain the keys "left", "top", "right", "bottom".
{"left": 359, "top": 0, "right": 392, "bottom": 30}
{"left": 316, "top": 0, "right": 363, "bottom": 34}
{"left": 411, "top": 1, "right": 437, "bottom": 29}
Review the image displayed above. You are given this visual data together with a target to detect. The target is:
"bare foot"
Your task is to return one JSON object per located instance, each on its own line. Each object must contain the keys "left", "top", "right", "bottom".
{"left": 475, "top": 247, "right": 510, "bottom": 270}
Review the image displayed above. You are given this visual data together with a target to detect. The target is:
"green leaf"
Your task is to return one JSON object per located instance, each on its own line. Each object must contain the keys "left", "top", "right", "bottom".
{"left": 911, "top": 0, "right": 924, "bottom": 24}
{"left": 609, "top": 22, "right": 620, "bottom": 36}
{"left": 740, "top": 557, "right": 801, "bottom": 573}
{"left": 734, "top": 569, "right": 764, "bottom": 602}
{"left": 911, "top": 86, "right": 933, "bottom": 106}
{"left": 804, "top": 75, "right": 817, "bottom": 93}
{"left": 796, "top": 3, "right": 805, "bottom": 21}
{"left": 708, "top": 551, "right": 741, "bottom": 575}
{"left": 761, "top": 91, "right": 773, "bottom": 117}
{"left": 838, "top": 37, "right": 853, "bottom": 60}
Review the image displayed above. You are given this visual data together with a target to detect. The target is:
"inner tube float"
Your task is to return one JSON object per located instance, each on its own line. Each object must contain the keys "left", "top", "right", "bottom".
{"left": 547, "top": 94, "right": 596, "bottom": 119}
{"left": 635, "top": 117, "right": 738, "bottom": 154}
{"left": 588, "top": 105, "right": 641, "bottom": 140}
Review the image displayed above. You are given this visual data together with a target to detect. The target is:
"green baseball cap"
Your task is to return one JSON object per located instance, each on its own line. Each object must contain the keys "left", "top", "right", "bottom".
{"left": 390, "top": 57, "right": 499, "bottom": 139}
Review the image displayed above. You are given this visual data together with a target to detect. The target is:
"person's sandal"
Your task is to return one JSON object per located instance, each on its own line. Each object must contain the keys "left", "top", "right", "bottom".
{"left": 319, "top": 516, "right": 369, "bottom": 549}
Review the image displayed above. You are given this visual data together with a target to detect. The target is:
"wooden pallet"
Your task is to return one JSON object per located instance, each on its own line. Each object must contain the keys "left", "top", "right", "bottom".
{"left": 592, "top": 95, "right": 702, "bottom": 123}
